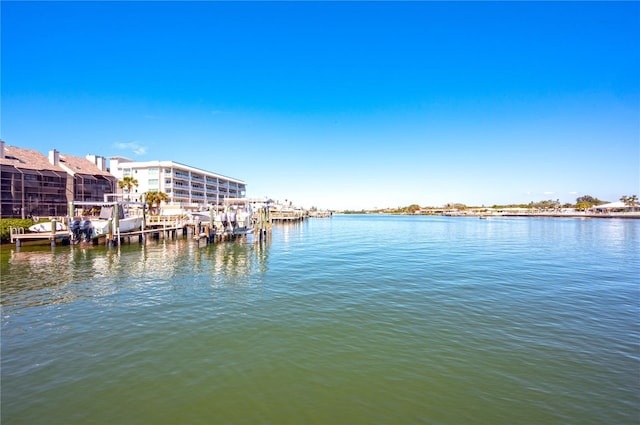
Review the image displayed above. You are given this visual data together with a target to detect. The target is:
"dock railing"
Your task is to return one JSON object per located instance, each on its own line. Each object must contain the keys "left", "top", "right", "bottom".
{"left": 9, "top": 226, "right": 25, "bottom": 243}
{"left": 147, "top": 215, "right": 187, "bottom": 227}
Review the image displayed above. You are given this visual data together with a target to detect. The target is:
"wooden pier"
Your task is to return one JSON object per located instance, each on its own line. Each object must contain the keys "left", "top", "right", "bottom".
{"left": 308, "top": 210, "right": 333, "bottom": 218}
{"left": 8, "top": 199, "right": 282, "bottom": 249}
{"left": 9, "top": 229, "right": 72, "bottom": 248}
{"left": 10, "top": 216, "right": 271, "bottom": 249}
{"left": 9, "top": 222, "right": 187, "bottom": 248}
{"left": 270, "top": 210, "right": 307, "bottom": 223}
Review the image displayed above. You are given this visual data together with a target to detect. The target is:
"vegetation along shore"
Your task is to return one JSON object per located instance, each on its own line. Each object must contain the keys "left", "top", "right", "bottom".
{"left": 342, "top": 195, "right": 640, "bottom": 217}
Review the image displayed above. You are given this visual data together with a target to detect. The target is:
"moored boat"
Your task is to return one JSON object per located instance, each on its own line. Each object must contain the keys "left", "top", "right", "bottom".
{"left": 89, "top": 205, "right": 143, "bottom": 236}
{"left": 188, "top": 198, "right": 254, "bottom": 236}
{"left": 28, "top": 221, "right": 67, "bottom": 233}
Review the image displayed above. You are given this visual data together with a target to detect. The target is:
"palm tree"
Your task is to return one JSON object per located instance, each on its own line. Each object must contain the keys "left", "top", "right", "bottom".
{"left": 118, "top": 177, "right": 139, "bottom": 201}
{"left": 145, "top": 191, "right": 169, "bottom": 215}
{"left": 621, "top": 195, "right": 638, "bottom": 208}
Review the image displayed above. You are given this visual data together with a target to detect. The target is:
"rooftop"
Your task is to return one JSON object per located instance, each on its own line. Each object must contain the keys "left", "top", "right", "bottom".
{"left": 0, "top": 145, "right": 62, "bottom": 172}
{"left": 59, "top": 153, "right": 112, "bottom": 177}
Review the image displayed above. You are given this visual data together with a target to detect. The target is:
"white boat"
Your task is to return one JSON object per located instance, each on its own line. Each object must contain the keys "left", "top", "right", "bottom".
{"left": 90, "top": 205, "right": 143, "bottom": 236}
{"left": 189, "top": 199, "right": 254, "bottom": 236}
{"left": 224, "top": 201, "right": 254, "bottom": 235}
{"left": 29, "top": 221, "right": 67, "bottom": 233}
{"left": 90, "top": 216, "right": 143, "bottom": 235}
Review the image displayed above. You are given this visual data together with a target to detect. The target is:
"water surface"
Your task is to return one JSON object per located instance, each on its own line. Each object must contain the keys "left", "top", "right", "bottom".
{"left": 1, "top": 215, "right": 638, "bottom": 424}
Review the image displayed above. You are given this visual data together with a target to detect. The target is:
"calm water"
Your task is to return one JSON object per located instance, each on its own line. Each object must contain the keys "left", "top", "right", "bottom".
{"left": 1, "top": 215, "right": 638, "bottom": 424}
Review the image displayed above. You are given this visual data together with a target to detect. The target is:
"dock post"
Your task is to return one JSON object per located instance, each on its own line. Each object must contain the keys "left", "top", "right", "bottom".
{"left": 141, "top": 203, "right": 146, "bottom": 243}
{"left": 68, "top": 201, "right": 75, "bottom": 235}
{"left": 205, "top": 226, "right": 211, "bottom": 244}
{"left": 114, "top": 204, "right": 121, "bottom": 246}
{"left": 50, "top": 219, "right": 57, "bottom": 247}
{"left": 107, "top": 218, "right": 113, "bottom": 247}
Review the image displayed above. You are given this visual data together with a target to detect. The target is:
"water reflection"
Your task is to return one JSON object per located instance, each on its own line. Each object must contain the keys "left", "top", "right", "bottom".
{"left": 206, "top": 238, "right": 271, "bottom": 278}
{"left": 0, "top": 236, "right": 272, "bottom": 312}
{"left": 2, "top": 245, "right": 124, "bottom": 310}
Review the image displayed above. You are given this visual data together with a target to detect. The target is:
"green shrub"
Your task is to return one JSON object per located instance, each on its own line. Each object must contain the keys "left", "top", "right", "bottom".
{"left": 0, "top": 219, "right": 35, "bottom": 243}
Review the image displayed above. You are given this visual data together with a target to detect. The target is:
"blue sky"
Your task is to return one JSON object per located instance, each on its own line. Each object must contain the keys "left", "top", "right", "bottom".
{"left": 2, "top": 1, "right": 638, "bottom": 210}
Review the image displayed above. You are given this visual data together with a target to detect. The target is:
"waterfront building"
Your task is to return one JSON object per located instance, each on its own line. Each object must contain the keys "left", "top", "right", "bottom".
{"left": 0, "top": 141, "right": 115, "bottom": 218}
{"left": 1, "top": 143, "right": 67, "bottom": 218}
{"left": 56, "top": 151, "right": 116, "bottom": 204}
{"left": 109, "top": 157, "right": 246, "bottom": 211}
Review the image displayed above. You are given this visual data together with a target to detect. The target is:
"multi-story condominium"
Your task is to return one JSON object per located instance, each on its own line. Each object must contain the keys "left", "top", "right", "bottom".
{"left": 0, "top": 141, "right": 116, "bottom": 218}
{"left": 109, "top": 157, "right": 246, "bottom": 210}
{"left": 1, "top": 143, "right": 67, "bottom": 218}
{"left": 57, "top": 151, "right": 115, "bottom": 204}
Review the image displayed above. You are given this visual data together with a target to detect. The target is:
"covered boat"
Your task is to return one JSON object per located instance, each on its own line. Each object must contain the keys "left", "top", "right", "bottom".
{"left": 28, "top": 221, "right": 67, "bottom": 233}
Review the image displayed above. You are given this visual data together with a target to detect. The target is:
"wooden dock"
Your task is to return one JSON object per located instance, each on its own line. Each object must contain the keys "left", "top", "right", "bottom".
{"left": 9, "top": 230, "right": 73, "bottom": 247}
{"left": 270, "top": 210, "right": 307, "bottom": 223}
{"left": 9, "top": 224, "right": 187, "bottom": 248}
{"left": 308, "top": 210, "right": 333, "bottom": 218}
{"left": 8, "top": 204, "right": 278, "bottom": 249}
{"left": 9, "top": 218, "right": 268, "bottom": 249}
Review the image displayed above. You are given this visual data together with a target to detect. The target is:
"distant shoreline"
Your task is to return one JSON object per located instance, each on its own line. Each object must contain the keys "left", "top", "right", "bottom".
{"left": 340, "top": 211, "right": 640, "bottom": 219}
{"left": 493, "top": 213, "right": 640, "bottom": 219}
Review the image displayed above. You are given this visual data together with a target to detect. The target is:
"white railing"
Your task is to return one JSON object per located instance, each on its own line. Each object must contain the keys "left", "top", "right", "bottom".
{"left": 9, "top": 226, "right": 25, "bottom": 242}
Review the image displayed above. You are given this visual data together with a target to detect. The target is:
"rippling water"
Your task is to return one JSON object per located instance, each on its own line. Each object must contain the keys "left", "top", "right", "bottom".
{"left": 1, "top": 215, "right": 638, "bottom": 424}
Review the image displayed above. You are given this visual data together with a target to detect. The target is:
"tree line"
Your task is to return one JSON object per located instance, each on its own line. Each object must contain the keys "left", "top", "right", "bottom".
{"left": 483, "top": 194, "right": 637, "bottom": 211}
{"left": 343, "top": 194, "right": 639, "bottom": 214}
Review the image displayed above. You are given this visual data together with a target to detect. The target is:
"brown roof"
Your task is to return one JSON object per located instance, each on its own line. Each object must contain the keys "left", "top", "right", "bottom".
{"left": 59, "top": 153, "right": 113, "bottom": 178}
{"left": 1, "top": 145, "right": 115, "bottom": 181}
{"left": 0, "top": 145, "right": 63, "bottom": 172}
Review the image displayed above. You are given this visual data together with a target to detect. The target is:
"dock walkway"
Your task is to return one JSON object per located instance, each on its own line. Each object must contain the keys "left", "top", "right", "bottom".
{"left": 270, "top": 210, "right": 306, "bottom": 223}
{"left": 9, "top": 215, "right": 266, "bottom": 248}
{"left": 9, "top": 230, "right": 72, "bottom": 247}
{"left": 9, "top": 223, "right": 187, "bottom": 248}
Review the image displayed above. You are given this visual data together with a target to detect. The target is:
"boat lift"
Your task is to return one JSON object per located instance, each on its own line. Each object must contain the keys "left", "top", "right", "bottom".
{"left": 68, "top": 199, "right": 148, "bottom": 245}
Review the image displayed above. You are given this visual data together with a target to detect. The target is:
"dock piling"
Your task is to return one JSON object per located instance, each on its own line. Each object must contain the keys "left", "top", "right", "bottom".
{"left": 50, "top": 219, "right": 57, "bottom": 247}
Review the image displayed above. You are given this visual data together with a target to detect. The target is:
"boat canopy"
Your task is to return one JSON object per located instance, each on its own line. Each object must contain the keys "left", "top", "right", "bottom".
{"left": 98, "top": 205, "right": 125, "bottom": 219}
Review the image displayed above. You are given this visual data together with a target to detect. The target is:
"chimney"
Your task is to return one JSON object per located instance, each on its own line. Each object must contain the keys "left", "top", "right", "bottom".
{"left": 97, "top": 156, "right": 106, "bottom": 171}
{"left": 0, "top": 140, "right": 5, "bottom": 159}
{"left": 86, "top": 154, "right": 107, "bottom": 171}
{"left": 48, "top": 149, "right": 59, "bottom": 166}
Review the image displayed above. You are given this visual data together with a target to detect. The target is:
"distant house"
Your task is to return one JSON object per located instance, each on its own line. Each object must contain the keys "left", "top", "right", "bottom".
{"left": 593, "top": 201, "right": 639, "bottom": 212}
{"left": 0, "top": 141, "right": 116, "bottom": 218}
